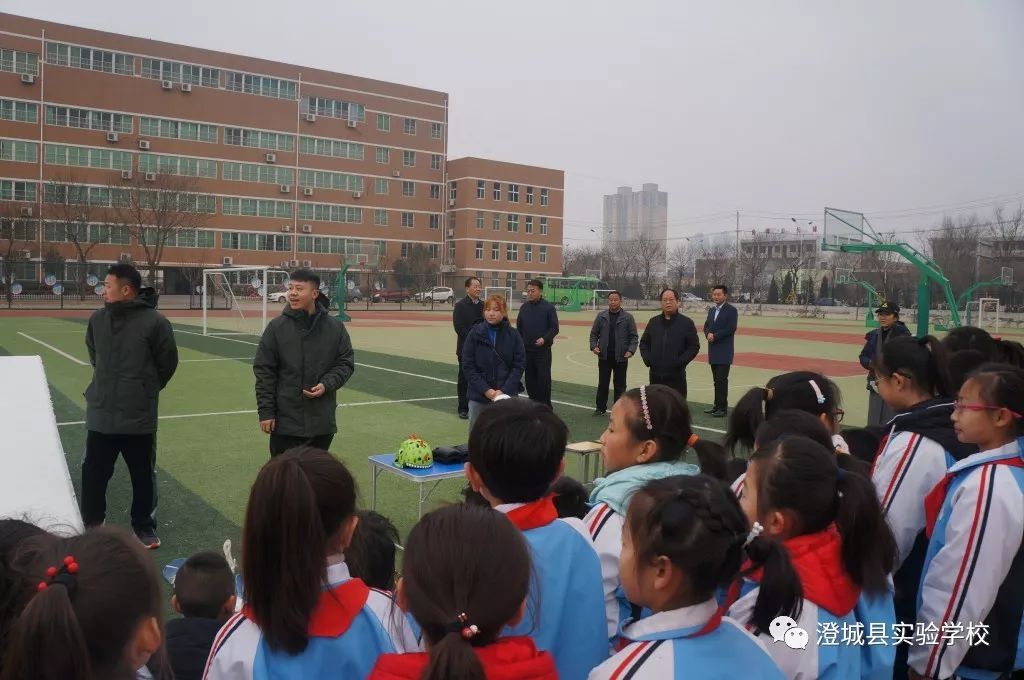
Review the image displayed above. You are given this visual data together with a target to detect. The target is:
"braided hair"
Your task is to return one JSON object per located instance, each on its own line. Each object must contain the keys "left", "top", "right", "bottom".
{"left": 626, "top": 475, "right": 802, "bottom": 633}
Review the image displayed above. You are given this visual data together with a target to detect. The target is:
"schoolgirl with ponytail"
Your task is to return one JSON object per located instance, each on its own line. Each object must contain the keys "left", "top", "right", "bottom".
{"left": 370, "top": 504, "right": 557, "bottom": 680}
{"left": 589, "top": 475, "right": 793, "bottom": 679}
{"left": 731, "top": 436, "right": 898, "bottom": 680}
{"left": 204, "top": 447, "right": 416, "bottom": 680}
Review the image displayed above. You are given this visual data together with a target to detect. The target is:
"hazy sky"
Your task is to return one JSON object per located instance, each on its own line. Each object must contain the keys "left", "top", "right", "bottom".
{"left": 6, "top": 0, "right": 1023, "bottom": 246}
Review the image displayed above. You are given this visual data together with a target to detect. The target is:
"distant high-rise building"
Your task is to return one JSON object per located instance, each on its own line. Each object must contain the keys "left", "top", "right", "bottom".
{"left": 602, "top": 183, "right": 667, "bottom": 245}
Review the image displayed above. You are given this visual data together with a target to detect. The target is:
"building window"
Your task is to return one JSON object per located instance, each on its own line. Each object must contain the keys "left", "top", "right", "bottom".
{"left": 428, "top": 244, "right": 440, "bottom": 259}
{"left": 449, "top": 182, "right": 457, "bottom": 200}
{"left": 297, "top": 203, "right": 363, "bottom": 223}
{"left": 476, "top": 180, "right": 485, "bottom": 199}
{"left": 137, "top": 153, "right": 218, "bottom": 178}
{"left": 0, "top": 48, "right": 39, "bottom": 76}
{"left": 45, "top": 43, "right": 131, "bottom": 76}
{"left": 525, "top": 245, "right": 533, "bottom": 262}
{"left": 303, "top": 96, "right": 365, "bottom": 121}
{"left": 540, "top": 217, "right": 549, "bottom": 235}
{"left": 226, "top": 162, "right": 294, "bottom": 185}
{"left": 508, "top": 184, "right": 519, "bottom": 203}
{"left": 376, "top": 147, "right": 390, "bottom": 164}
{"left": 374, "top": 209, "right": 388, "bottom": 226}
{"left": 404, "top": 118, "right": 417, "bottom": 135}
{"left": 493, "top": 182, "right": 501, "bottom": 200}
{"left": 506, "top": 243, "right": 518, "bottom": 262}
{"left": 0, "top": 99, "right": 38, "bottom": 123}
{"left": 299, "top": 136, "right": 362, "bottom": 159}
{"left": 430, "top": 184, "right": 441, "bottom": 200}
{"left": 430, "top": 154, "right": 442, "bottom": 171}
{"left": 403, "top": 150, "right": 416, "bottom": 167}
{"left": 526, "top": 186, "right": 534, "bottom": 204}
{"left": 226, "top": 127, "right": 295, "bottom": 151}
{"left": 401, "top": 242, "right": 410, "bottom": 258}
{"left": 540, "top": 188, "right": 549, "bottom": 206}
{"left": 402, "top": 212, "right": 414, "bottom": 228}
{"left": 448, "top": 242, "right": 456, "bottom": 263}
{"left": 475, "top": 241, "right": 484, "bottom": 259}
{"left": 2, "top": 140, "right": 38, "bottom": 163}
{"left": 525, "top": 216, "right": 533, "bottom": 234}
{"left": 0, "top": 180, "right": 37, "bottom": 202}
{"left": 539, "top": 246, "right": 548, "bottom": 263}
{"left": 376, "top": 113, "right": 390, "bottom": 132}
{"left": 52, "top": 106, "right": 133, "bottom": 134}
{"left": 506, "top": 272, "right": 517, "bottom": 288}
{"left": 222, "top": 198, "right": 292, "bottom": 218}
{"left": 141, "top": 58, "right": 219, "bottom": 87}
{"left": 475, "top": 211, "right": 485, "bottom": 229}
{"left": 402, "top": 181, "right": 415, "bottom": 198}
{"left": 429, "top": 214, "right": 440, "bottom": 229}
{"left": 507, "top": 214, "right": 519, "bottom": 232}
{"left": 430, "top": 122, "right": 442, "bottom": 139}
{"left": 491, "top": 272, "right": 501, "bottom": 287}
{"left": 491, "top": 243, "right": 500, "bottom": 260}
{"left": 376, "top": 178, "right": 389, "bottom": 195}
{"left": 492, "top": 213, "right": 501, "bottom": 231}
{"left": 226, "top": 72, "right": 297, "bottom": 100}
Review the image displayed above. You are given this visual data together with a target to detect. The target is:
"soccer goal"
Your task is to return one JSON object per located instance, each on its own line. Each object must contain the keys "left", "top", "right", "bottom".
{"left": 590, "top": 289, "right": 619, "bottom": 311}
{"left": 484, "top": 286, "right": 514, "bottom": 309}
{"left": 202, "top": 267, "right": 274, "bottom": 337}
{"left": 965, "top": 297, "right": 1001, "bottom": 334}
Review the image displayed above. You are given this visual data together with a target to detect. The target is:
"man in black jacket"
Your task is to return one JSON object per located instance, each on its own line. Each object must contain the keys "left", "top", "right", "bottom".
{"left": 82, "top": 263, "right": 178, "bottom": 549}
{"left": 589, "top": 290, "right": 638, "bottom": 415}
{"left": 859, "top": 301, "right": 911, "bottom": 426}
{"left": 453, "top": 276, "right": 484, "bottom": 419}
{"left": 639, "top": 288, "right": 700, "bottom": 399}
{"left": 516, "top": 278, "right": 559, "bottom": 407}
{"left": 253, "top": 269, "right": 355, "bottom": 456}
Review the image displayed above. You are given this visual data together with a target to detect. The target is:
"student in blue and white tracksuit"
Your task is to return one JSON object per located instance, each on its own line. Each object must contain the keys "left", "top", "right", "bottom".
{"left": 466, "top": 398, "right": 608, "bottom": 680}
{"left": 583, "top": 385, "right": 705, "bottom": 640}
{"left": 733, "top": 435, "right": 898, "bottom": 679}
{"left": 204, "top": 448, "right": 416, "bottom": 680}
{"left": 590, "top": 475, "right": 789, "bottom": 680}
{"left": 910, "top": 367, "right": 1024, "bottom": 680}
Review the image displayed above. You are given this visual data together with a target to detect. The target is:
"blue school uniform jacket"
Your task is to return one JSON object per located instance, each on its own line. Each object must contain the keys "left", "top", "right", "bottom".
{"left": 497, "top": 502, "right": 609, "bottom": 680}
{"left": 911, "top": 442, "right": 1024, "bottom": 680}
{"left": 588, "top": 599, "right": 785, "bottom": 680}
{"left": 203, "top": 562, "right": 417, "bottom": 680}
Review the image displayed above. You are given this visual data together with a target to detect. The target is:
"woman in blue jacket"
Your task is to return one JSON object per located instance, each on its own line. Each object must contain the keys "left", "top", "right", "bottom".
{"left": 461, "top": 294, "right": 526, "bottom": 428}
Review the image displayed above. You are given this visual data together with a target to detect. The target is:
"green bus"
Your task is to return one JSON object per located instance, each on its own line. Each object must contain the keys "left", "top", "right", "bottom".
{"left": 543, "top": 276, "right": 609, "bottom": 309}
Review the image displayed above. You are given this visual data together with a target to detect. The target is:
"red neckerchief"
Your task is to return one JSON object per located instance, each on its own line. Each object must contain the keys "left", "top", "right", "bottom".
{"left": 505, "top": 494, "right": 558, "bottom": 531}
{"left": 925, "top": 456, "right": 1024, "bottom": 538}
{"left": 244, "top": 578, "right": 370, "bottom": 638}
{"left": 745, "top": 525, "right": 860, "bottom": 616}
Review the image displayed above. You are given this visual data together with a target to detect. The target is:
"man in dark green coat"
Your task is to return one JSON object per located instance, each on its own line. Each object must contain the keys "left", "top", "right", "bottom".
{"left": 82, "top": 263, "right": 178, "bottom": 549}
{"left": 254, "top": 268, "right": 355, "bottom": 456}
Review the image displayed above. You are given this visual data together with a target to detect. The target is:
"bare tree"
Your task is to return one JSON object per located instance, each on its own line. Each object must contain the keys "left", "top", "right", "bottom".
{"left": 630, "top": 233, "right": 667, "bottom": 300}
{"left": 106, "top": 173, "right": 213, "bottom": 288}
{"left": 667, "top": 242, "right": 693, "bottom": 292}
{"left": 695, "top": 242, "right": 733, "bottom": 293}
{"left": 44, "top": 172, "right": 104, "bottom": 299}
{"left": 925, "top": 214, "right": 982, "bottom": 300}
{"left": 0, "top": 203, "right": 36, "bottom": 305}
{"left": 736, "top": 232, "right": 775, "bottom": 302}
{"left": 562, "top": 244, "right": 602, "bottom": 277}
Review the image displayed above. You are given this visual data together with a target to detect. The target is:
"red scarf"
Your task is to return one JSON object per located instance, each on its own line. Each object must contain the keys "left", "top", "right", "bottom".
{"left": 505, "top": 494, "right": 558, "bottom": 531}
{"left": 746, "top": 525, "right": 860, "bottom": 616}
{"left": 924, "top": 456, "right": 1024, "bottom": 538}
{"left": 244, "top": 578, "right": 370, "bottom": 638}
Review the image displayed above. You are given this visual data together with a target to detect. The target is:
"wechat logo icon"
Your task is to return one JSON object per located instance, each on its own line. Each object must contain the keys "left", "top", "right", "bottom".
{"left": 769, "top": 616, "right": 809, "bottom": 650}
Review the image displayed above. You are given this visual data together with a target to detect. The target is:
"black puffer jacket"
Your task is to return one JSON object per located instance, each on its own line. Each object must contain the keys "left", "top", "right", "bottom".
{"left": 253, "top": 306, "right": 354, "bottom": 437}
{"left": 84, "top": 288, "right": 178, "bottom": 434}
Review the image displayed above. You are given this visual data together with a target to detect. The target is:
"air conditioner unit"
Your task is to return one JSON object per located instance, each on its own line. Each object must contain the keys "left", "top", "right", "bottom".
{"left": 161, "top": 80, "right": 173, "bottom": 90}
{"left": 222, "top": 257, "right": 233, "bottom": 266}
{"left": 280, "top": 259, "right": 291, "bottom": 267}
{"left": 448, "top": 199, "right": 456, "bottom": 207}
{"left": 20, "top": 207, "right": 32, "bottom": 217}
{"left": 144, "top": 172, "right": 156, "bottom": 182}
{"left": 301, "top": 260, "right": 312, "bottom": 267}
{"left": 289, "top": 259, "right": 299, "bottom": 267}
{"left": 121, "top": 170, "right": 133, "bottom": 180}
{"left": 301, "top": 224, "right": 313, "bottom": 234}
{"left": 447, "top": 229, "right": 454, "bottom": 238}
{"left": 281, "top": 225, "right": 292, "bottom": 233}
{"left": 279, "top": 184, "right": 291, "bottom": 194}
{"left": 346, "top": 120, "right": 357, "bottom": 128}
{"left": 106, "top": 132, "right": 119, "bottom": 143}
{"left": 137, "top": 140, "right": 151, "bottom": 150}
{"left": 352, "top": 191, "right": 362, "bottom": 199}
{"left": 392, "top": 171, "right": 401, "bottom": 177}
{"left": 20, "top": 74, "right": 35, "bottom": 84}
{"left": 180, "top": 83, "right": 192, "bottom": 93}
{"left": 304, "top": 113, "right": 316, "bottom": 123}
{"left": 265, "top": 153, "right": 277, "bottom": 164}
{"left": 303, "top": 187, "right": 314, "bottom": 196}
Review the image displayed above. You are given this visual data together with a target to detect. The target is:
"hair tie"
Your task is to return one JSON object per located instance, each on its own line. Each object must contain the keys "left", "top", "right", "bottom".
{"left": 743, "top": 522, "right": 764, "bottom": 547}
{"left": 36, "top": 555, "right": 79, "bottom": 597}
{"left": 687, "top": 433, "right": 699, "bottom": 448}
{"left": 808, "top": 379, "right": 826, "bottom": 405}
{"left": 446, "top": 612, "right": 480, "bottom": 640}
{"left": 639, "top": 385, "right": 654, "bottom": 431}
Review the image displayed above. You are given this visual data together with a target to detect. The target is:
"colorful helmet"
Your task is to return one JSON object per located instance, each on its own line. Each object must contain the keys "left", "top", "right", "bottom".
{"left": 395, "top": 434, "right": 433, "bottom": 469}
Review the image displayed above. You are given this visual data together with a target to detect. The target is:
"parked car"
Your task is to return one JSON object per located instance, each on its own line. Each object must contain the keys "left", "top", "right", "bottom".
{"left": 814, "top": 297, "right": 845, "bottom": 307}
{"left": 680, "top": 292, "right": 705, "bottom": 303}
{"left": 414, "top": 286, "right": 455, "bottom": 303}
{"left": 372, "top": 288, "right": 412, "bottom": 303}
{"left": 268, "top": 287, "right": 289, "bottom": 303}
{"left": 346, "top": 287, "right": 363, "bottom": 303}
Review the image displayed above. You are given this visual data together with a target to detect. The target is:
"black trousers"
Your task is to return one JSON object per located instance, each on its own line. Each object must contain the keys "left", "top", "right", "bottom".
{"left": 525, "top": 347, "right": 553, "bottom": 407}
{"left": 457, "top": 353, "right": 469, "bottom": 414}
{"left": 596, "top": 357, "right": 628, "bottom": 411}
{"left": 269, "top": 433, "right": 335, "bottom": 457}
{"left": 650, "top": 370, "right": 687, "bottom": 401}
{"left": 710, "top": 363, "right": 731, "bottom": 411}
{"left": 81, "top": 431, "right": 157, "bottom": 531}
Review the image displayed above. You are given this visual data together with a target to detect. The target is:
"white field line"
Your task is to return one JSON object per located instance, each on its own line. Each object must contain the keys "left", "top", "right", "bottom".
{"left": 17, "top": 332, "right": 89, "bottom": 366}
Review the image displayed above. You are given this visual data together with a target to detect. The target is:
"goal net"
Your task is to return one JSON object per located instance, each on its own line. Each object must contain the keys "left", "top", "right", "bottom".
{"left": 484, "top": 287, "right": 514, "bottom": 310}
{"left": 965, "top": 297, "right": 1001, "bottom": 334}
{"left": 590, "top": 289, "right": 619, "bottom": 311}
{"left": 202, "top": 267, "right": 274, "bottom": 338}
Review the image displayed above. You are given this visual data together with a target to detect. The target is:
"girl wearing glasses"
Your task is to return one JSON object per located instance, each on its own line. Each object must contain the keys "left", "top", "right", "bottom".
{"left": 909, "top": 364, "right": 1024, "bottom": 680}
{"left": 869, "top": 335, "right": 976, "bottom": 676}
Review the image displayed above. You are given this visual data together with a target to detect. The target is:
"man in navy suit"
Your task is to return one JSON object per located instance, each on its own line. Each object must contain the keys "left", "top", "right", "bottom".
{"left": 702, "top": 285, "right": 738, "bottom": 417}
